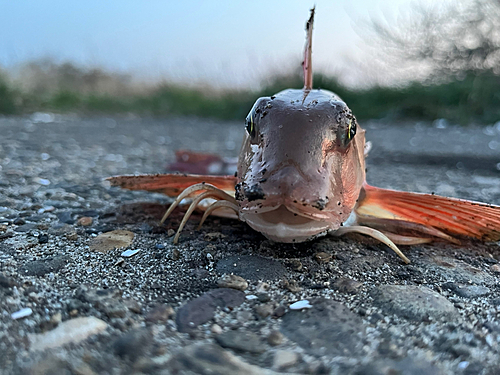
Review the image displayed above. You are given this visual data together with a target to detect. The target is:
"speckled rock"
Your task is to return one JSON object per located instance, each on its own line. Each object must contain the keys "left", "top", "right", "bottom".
{"left": 29, "top": 317, "right": 108, "bottom": 351}
{"left": 371, "top": 285, "right": 458, "bottom": 321}
{"left": 166, "top": 343, "right": 278, "bottom": 375}
{"left": 19, "top": 256, "right": 69, "bottom": 276}
{"left": 216, "top": 255, "right": 287, "bottom": 281}
{"left": 442, "top": 282, "right": 491, "bottom": 298}
{"left": 217, "top": 274, "right": 248, "bottom": 291}
{"left": 176, "top": 288, "right": 245, "bottom": 332}
{"left": 281, "top": 299, "right": 366, "bottom": 356}
{"left": 215, "top": 330, "right": 265, "bottom": 354}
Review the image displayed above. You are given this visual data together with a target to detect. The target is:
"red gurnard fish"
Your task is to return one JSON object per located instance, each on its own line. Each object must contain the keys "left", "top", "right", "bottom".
{"left": 108, "top": 8, "right": 500, "bottom": 264}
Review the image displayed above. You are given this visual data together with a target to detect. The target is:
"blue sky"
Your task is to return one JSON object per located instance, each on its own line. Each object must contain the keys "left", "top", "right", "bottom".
{"left": 0, "top": 0, "right": 436, "bottom": 88}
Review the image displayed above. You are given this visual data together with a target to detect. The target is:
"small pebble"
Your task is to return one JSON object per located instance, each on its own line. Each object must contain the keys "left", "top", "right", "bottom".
{"left": 77, "top": 216, "right": 93, "bottom": 226}
{"left": 273, "top": 305, "right": 286, "bottom": 318}
{"left": 167, "top": 229, "right": 175, "bottom": 237}
{"left": 33, "top": 177, "right": 50, "bottom": 186}
{"left": 491, "top": 264, "right": 500, "bottom": 273}
{"left": 124, "top": 299, "right": 142, "bottom": 314}
{"left": 256, "top": 282, "right": 270, "bottom": 293}
{"left": 65, "top": 232, "right": 78, "bottom": 241}
{"left": 121, "top": 249, "right": 141, "bottom": 258}
{"left": 211, "top": 324, "right": 222, "bottom": 334}
{"left": 145, "top": 304, "right": 175, "bottom": 323}
{"left": 267, "top": 330, "right": 284, "bottom": 346}
{"left": 13, "top": 218, "right": 25, "bottom": 225}
{"left": 257, "top": 293, "right": 271, "bottom": 302}
{"left": 38, "top": 234, "right": 49, "bottom": 244}
{"left": 171, "top": 248, "right": 180, "bottom": 260}
{"left": 289, "top": 300, "right": 312, "bottom": 310}
{"left": 245, "top": 295, "right": 258, "bottom": 300}
{"left": 38, "top": 206, "right": 55, "bottom": 213}
{"left": 314, "top": 252, "right": 332, "bottom": 263}
{"left": 255, "top": 303, "right": 274, "bottom": 318}
{"left": 458, "top": 361, "right": 469, "bottom": 370}
{"left": 11, "top": 307, "right": 33, "bottom": 320}
{"left": 217, "top": 274, "right": 248, "bottom": 291}
{"left": 114, "top": 258, "right": 125, "bottom": 267}
{"left": 273, "top": 350, "right": 299, "bottom": 370}
{"left": 50, "top": 313, "right": 62, "bottom": 325}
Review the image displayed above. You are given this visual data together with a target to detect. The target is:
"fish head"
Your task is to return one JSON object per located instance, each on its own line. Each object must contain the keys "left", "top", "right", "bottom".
{"left": 236, "top": 88, "right": 365, "bottom": 242}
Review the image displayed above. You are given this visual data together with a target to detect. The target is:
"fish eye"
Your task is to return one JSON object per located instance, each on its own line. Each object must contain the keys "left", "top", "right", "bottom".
{"left": 348, "top": 118, "right": 357, "bottom": 141}
{"left": 338, "top": 116, "right": 357, "bottom": 147}
{"left": 245, "top": 112, "right": 256, "bottom": 137}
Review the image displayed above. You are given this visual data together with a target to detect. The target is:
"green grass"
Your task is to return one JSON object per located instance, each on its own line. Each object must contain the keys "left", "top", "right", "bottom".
{"left": 1, "top": 65, "right": 499, "bottom": 125}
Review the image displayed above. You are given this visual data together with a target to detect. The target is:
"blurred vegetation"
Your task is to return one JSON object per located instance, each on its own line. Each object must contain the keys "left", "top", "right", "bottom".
{"left": 0, "top": 0, "right": 499, "bottom": 124}
{"left": 1, "top": 62, "right": 498, "bottom": 125}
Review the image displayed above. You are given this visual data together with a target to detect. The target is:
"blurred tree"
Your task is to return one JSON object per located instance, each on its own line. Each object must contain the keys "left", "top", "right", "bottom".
{"left": 370, "top": 0, "right": 500, "bottom": 80}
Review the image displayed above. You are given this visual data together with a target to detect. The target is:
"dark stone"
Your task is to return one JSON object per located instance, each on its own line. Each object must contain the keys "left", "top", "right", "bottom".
{"left": 38, "top": 234, "right": 49, "bottom": 244}
{"left": 167, "top": 343, "right": 267, "bottom": 374}
{"left": 75, "top": 285, "right": 122, "bottom": 305}
{"left": 57, "top": 211, "right": 75, "bottom": 224}
{"left": 441, "top": 282, "right": 490, "bottom": 298}
{"left": 217, "top": 255, "right": 287, "bottom": 281}
{"left": 215, "top": 330, "right": 265, "bottom": 354}
{"left": 27, "top": 215, "right": 46, "bottom": 222}
{"left": 176, "top": 288, "right": 245, "bottom": 332}
{"left": 19, "top": 256, "right": 69, "bottom": 276}
{"left": 113, "top": 328, "right": 152, "bottom": 362}
{"left": 145, "top": 304, "right": 174, "bottom": 323}
{"left": 14, "top": 223, "right": 37, "bottom": 233}
{"left": 273, "top": 305, "right": 286, "bottom": 318}
{"left": 13, "top": 217, "right": 25, "bottom": 225}
{"left": 371, "top": 285, "right": 458, "bottom": 321}
{"left": 74, "top": 209, "right": 100, "bottom": 217}
{"left": 332, "top": 277, "right": 363, "bottom": 294}
{"left": 257, "top": 293, "right": 271, "bottom": 303}
{"left": 281, "top": 299, "right": 366, "bottom": 357}
{"left": 0, "top": 273, "right": 17, "bottom": 288}
{"left": 66, "top": 298, "right": 86, "bottom": 313}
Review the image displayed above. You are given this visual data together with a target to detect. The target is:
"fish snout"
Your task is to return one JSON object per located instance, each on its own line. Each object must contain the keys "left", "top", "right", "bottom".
{"left": 239, "top": 164, "right": 331, "bottom": 211}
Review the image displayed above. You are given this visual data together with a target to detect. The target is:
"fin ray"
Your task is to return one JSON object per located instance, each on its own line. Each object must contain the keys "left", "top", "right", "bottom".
{"left": 356, "top": 184, "right": 500, "bottom": 241}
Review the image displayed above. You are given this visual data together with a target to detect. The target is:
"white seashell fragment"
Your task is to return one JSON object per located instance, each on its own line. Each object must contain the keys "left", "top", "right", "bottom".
{"left": 121, "top": 249, "right": 141, "bottom": 257}
{"left": 11, "top": 307, "right": 33, "bottom": 320}
{"left": 289, "top": 300, "right": 312, "bottom": 310}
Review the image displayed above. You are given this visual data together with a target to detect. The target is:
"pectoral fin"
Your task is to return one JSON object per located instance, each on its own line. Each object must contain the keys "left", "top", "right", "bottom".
{"left": 107, "top": 174, "right": 237, "bottom": 198}
{"left": 355, "top": 184, "right": 500, "bottom": 242}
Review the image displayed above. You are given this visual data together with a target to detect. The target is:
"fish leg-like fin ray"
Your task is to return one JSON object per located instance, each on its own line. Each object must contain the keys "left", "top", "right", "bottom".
{"left": 107, "top": 174, "right": 237, "bottom": 198}
{"left": 355, "top": 216, "right": 461, "bottom": 245}
{"left": 333, "top": 225, "right": 411, "bottom": 264}
{"left": 160, "top": 183, "right": 237, "bottom": 225}
{"left": 380, "top": 232, "right": 433, "bottom": 245}
{"left": 197, "top": 200, "right": 240, "bottom": 230}
{"left": 356, "top": 184, "right": 500, "bottom": 242}
{"left": 172, "top": 190, "right": 236, "bottom": 244}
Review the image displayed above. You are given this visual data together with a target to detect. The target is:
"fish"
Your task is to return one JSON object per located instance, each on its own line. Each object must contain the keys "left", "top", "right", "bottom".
{"left": 108, "top": 8, "right": 500, "bottom": 264}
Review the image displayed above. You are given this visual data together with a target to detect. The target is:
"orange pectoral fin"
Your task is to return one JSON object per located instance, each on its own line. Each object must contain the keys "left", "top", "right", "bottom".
{"left": 107, "top": 174, "right": 237, "bottom": 198}
{"left": 356, "top": 184, "right": 500, "bottom": 242}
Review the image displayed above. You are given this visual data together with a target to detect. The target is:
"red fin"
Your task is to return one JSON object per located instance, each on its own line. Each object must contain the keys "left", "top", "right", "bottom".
{"left": 356, "top": 184, "right": 500, "bottom": 242}
{"left": 107, "top": 174, "right": 237, "bottom": 198}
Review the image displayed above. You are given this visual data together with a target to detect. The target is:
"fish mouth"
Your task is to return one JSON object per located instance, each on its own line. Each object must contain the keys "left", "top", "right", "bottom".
{"left": 241, "top": 204, "right": 333, "bottom": 243}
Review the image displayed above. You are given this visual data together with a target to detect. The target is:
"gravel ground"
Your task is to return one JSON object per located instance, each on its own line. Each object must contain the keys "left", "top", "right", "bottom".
{"left": 0, "top": 113, "right": 499, "bottom": 375}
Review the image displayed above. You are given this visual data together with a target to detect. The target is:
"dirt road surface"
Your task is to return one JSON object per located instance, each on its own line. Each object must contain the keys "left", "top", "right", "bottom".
{"left": 0, "top": 114, "right": 499, "bottom": 374}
